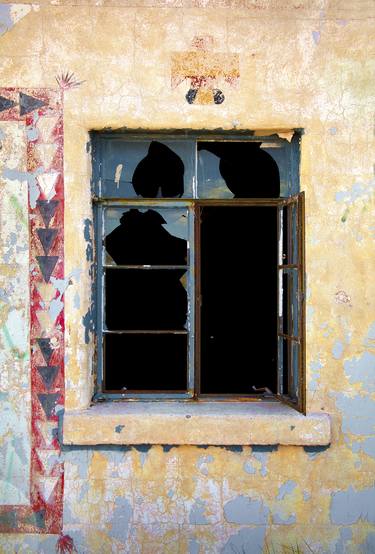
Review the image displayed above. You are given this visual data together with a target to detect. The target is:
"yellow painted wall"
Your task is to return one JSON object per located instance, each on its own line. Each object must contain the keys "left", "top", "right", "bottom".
{"left": 0, "top": 1, "right": 374, "bottom": 552}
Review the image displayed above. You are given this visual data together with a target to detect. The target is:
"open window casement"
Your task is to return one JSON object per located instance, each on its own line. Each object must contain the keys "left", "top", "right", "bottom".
{"left": 277, "top": 192, "right": 306, "bottom": 414}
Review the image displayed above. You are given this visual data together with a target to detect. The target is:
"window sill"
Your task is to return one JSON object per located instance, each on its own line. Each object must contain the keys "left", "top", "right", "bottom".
{"left": 63, "top": 401, "right": 331, "bottom": 446}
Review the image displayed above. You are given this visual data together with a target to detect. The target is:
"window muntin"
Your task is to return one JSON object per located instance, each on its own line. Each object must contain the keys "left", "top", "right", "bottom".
{"left": 92, "top": 134, "right": 305, "bottom": 412}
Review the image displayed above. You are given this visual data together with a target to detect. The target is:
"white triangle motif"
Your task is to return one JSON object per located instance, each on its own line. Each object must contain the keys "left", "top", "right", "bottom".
{"left": 37, "top": 116, "right": 59, "bottom": 144}
{"left": 37, "top": 476, "right": 59, "bottom": 503}
{"left": 36, "top": 449, "right": 60, "bottom": 475}
{"left": 37, "top": 172, "right": 59, "bottom": 200}
{"left": 36, "top": 420, "right": 57, "bottom": 448}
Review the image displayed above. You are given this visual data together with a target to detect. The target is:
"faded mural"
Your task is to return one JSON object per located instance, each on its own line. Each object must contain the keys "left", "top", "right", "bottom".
{"left": 0, "top": 1, "right": 374, "bottom": 553}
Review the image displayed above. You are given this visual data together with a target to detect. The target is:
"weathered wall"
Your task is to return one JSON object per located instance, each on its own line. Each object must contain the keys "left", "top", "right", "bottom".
{"left": 0, "top": 0, "right": 374, "bottom": 552}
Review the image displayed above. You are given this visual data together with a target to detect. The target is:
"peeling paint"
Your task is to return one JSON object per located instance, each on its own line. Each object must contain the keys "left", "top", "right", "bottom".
{"left": 2, "top": 167, "right": 43, "bottom": 209}
{"left": 188, "top": 537, "right": 200, "bottom": 554}
{"left": 332, "top": 340, "right": 344, "bottom": 360}
{"left": 224, "top": 495, "right": 269, "bottom": 525}
{"left": 277, "top": 480, "right": 297, "bottom": 500}
{"left": 344, "top": 352, "right": 375, "bottom": 392}
{"left": 109, "top": 496, "right": 132, "bottom": 542}
{"left": 331, "top": 485, "right": 375, "bottom": 524}
{"left": 335, "top": 180, "right": 375, "bottom": 205}
{"left": 335, "top": 394, "right": 375, "bottom": 436}
{"left": 222, "top": 527, "right": 266, "bottom": 554}
{"left": 273, "top": 512, "right": 296, "bottom": 525}
{"left": 189, "top": 499, "right": 209, "bottom": 525}
{"left": 83, "top": 219, "right": 93, "bottom": 262}
{"left": 0, "top": 4, "right": 32, "bottom": 37}
{"left": 115, "top": 425, "right": 125, "bottom": 433}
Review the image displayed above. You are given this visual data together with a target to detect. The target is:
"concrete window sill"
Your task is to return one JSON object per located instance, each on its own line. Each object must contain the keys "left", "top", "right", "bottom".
{"left": 63, "top": 401, "right": 331, "bottom": 446}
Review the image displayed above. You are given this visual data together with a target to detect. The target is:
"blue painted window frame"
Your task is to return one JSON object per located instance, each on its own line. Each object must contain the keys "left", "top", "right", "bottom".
{"left": 90, "top": 132, "right": 304, "bottom": 411}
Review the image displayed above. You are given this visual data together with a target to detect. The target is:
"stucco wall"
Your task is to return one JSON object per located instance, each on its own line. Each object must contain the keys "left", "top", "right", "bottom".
{"left": 0, "top": 1, "right": 374, "bottom": 552}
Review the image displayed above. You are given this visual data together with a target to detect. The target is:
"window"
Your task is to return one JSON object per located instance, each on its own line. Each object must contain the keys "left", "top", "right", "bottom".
{"left": 91, "top": 133, "right": 305, "bottom": 413}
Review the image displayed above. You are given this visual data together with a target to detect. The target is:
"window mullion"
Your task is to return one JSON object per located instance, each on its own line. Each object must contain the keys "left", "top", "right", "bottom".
{"left": 194, "top": 203, "right": 201, "bottom": 398}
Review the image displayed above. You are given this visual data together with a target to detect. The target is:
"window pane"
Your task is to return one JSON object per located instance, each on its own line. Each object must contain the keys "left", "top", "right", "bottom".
{"left": 100, "top": 140, "right": 195, "bottom": 198}
{"left": 290, "top": 341, "right": 299, "bottom": 401}
{"left": 260, "top": 142, "right": 290, "bottom": 197}
{"left": 280, "top": 204, "right": 298, "bottom": 266}
{"left": 104, "top": 333, "right": 188, "bottom": 391}
{"left": 290, "top": 203, "right": 298, "bottom": 265}
{"left": 197, "top": 142, "right": 280, "bottom": 199}
{"left": 104, "top": 207, "right": 188, "bottom": 266}
{"left": 278, "top": 337, "right": 289, "bottom": 395}
{"left": 279, "top": 268, "right": 298, "bottom": 338}
{"left": 200, "top": 206, "right": 278, "bottom": 394}
{"left": 105, "top": 269, "right": 188, "bottom": 330}
{"left": 278, "top": 337, "right": 298, "bottom": 401}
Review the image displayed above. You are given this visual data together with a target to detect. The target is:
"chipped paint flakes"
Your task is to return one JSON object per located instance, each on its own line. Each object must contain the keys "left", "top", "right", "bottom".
{"left": 331, "top": 485, "right": 375, "bottom": 525}
{"left": 0, "top": 4, "right": 32, "bottom": 37}
{"left": 224, "top": 495, "right": 269, "bottom": 525}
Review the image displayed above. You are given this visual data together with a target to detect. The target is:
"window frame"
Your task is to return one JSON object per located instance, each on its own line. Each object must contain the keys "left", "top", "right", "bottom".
{"left": 91, "top": 133, "right": 306, "bottom": 413}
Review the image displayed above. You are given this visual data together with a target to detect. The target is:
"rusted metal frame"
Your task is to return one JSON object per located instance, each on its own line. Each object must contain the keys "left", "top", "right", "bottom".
{"left": 99, "top": 393, "right": 198, "bottom": 399}
{"left": 195, "top": 198, "right": 286, "bottom": 207}
{"left": 194, "top": 203, "right": 202, "bottom": 399}
{"left": 277, "top": 332, "right": 300, "bottom": 342}
{"left": 298, "top": 192, "right": 306, "bottom": 414}
{"left": 278, "top": 263, "right": 299, "bottom": 269}
{"left": 103, "top": 264, "right": 188, "bottom": 270}
{"left": 95, "top": 202, "right": 105, "bottom": 394}
{"left": 93, "top": 196, "right": 293, "bottom": 206}
{"left": 93, "top": 197, "right": 192, "bottom": 206}
{"left": 103, "top": 330, "right": 188, "bottom": 335}
{"left": 275, "top": 197, "right": 295, "bottom": 407}
{"left": 195, "top": 200, "right": 284, "bottom": 399}
{"left": 286, "top": 204, "right": 293, "bottom": 397}
{"left": 187, "top": 203, "right": 196, "bottom": 397}
{"left": 197, "top": 394, "right": 276, "bottom": 401}
{"left": 275, "top": 193, "right": 306, "bottom": 414}
{"left": 97, "top": 131, "right": 296, "bottom": 144}
{"left": 99, "top": 200, "right": 193, "bottom": 399}
{"left": 104, "top": 389, "right": 188, "bottom": 394}
{"left": 277, "top": 205, "right": 283, "bottom": 396}
{"left": 282, "top": 194, "right": 301, "bottom": 206}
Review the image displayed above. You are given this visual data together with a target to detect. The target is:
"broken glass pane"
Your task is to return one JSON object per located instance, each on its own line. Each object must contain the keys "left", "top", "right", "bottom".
{"left": 103, "top": 207, "right": 188, "bottom": 266}
{"left": 197, "top": 142, "right": 280, "bottom": 198}
{"left": 100, "top": 139, "right": 195, "bottom": 198}
{"left": 260, "top": 141, "right": 289, "bottom": 197}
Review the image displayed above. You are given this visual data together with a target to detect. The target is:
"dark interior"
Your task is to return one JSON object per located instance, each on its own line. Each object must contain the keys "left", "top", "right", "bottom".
{"left": 200, "top": 206, "right": 278, "bottom": 394}
{"left": 104, "top": 208, "right": 188, "bottom": 392}
{"left": 102, "top": 140, "right": 280, "bottom": 394}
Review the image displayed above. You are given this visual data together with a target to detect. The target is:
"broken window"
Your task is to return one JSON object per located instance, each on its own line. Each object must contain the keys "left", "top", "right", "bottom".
{"left": 92, "top": 134, "right": 305, "bottom": 412}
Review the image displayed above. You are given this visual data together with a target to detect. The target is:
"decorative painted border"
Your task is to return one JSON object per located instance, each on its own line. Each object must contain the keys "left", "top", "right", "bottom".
{"left": 0, "top": 88, "right": 64, "bottom": 534}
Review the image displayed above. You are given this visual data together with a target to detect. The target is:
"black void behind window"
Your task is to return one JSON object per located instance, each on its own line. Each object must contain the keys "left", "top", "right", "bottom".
{"left": 93, "top": 135, "right": 305, "bottom": 411}
{"left": 199, "top": 205, "right": 278, "bottom": 394}
{"left": 103, "top": 207, "right": 189, "bottom": 392}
